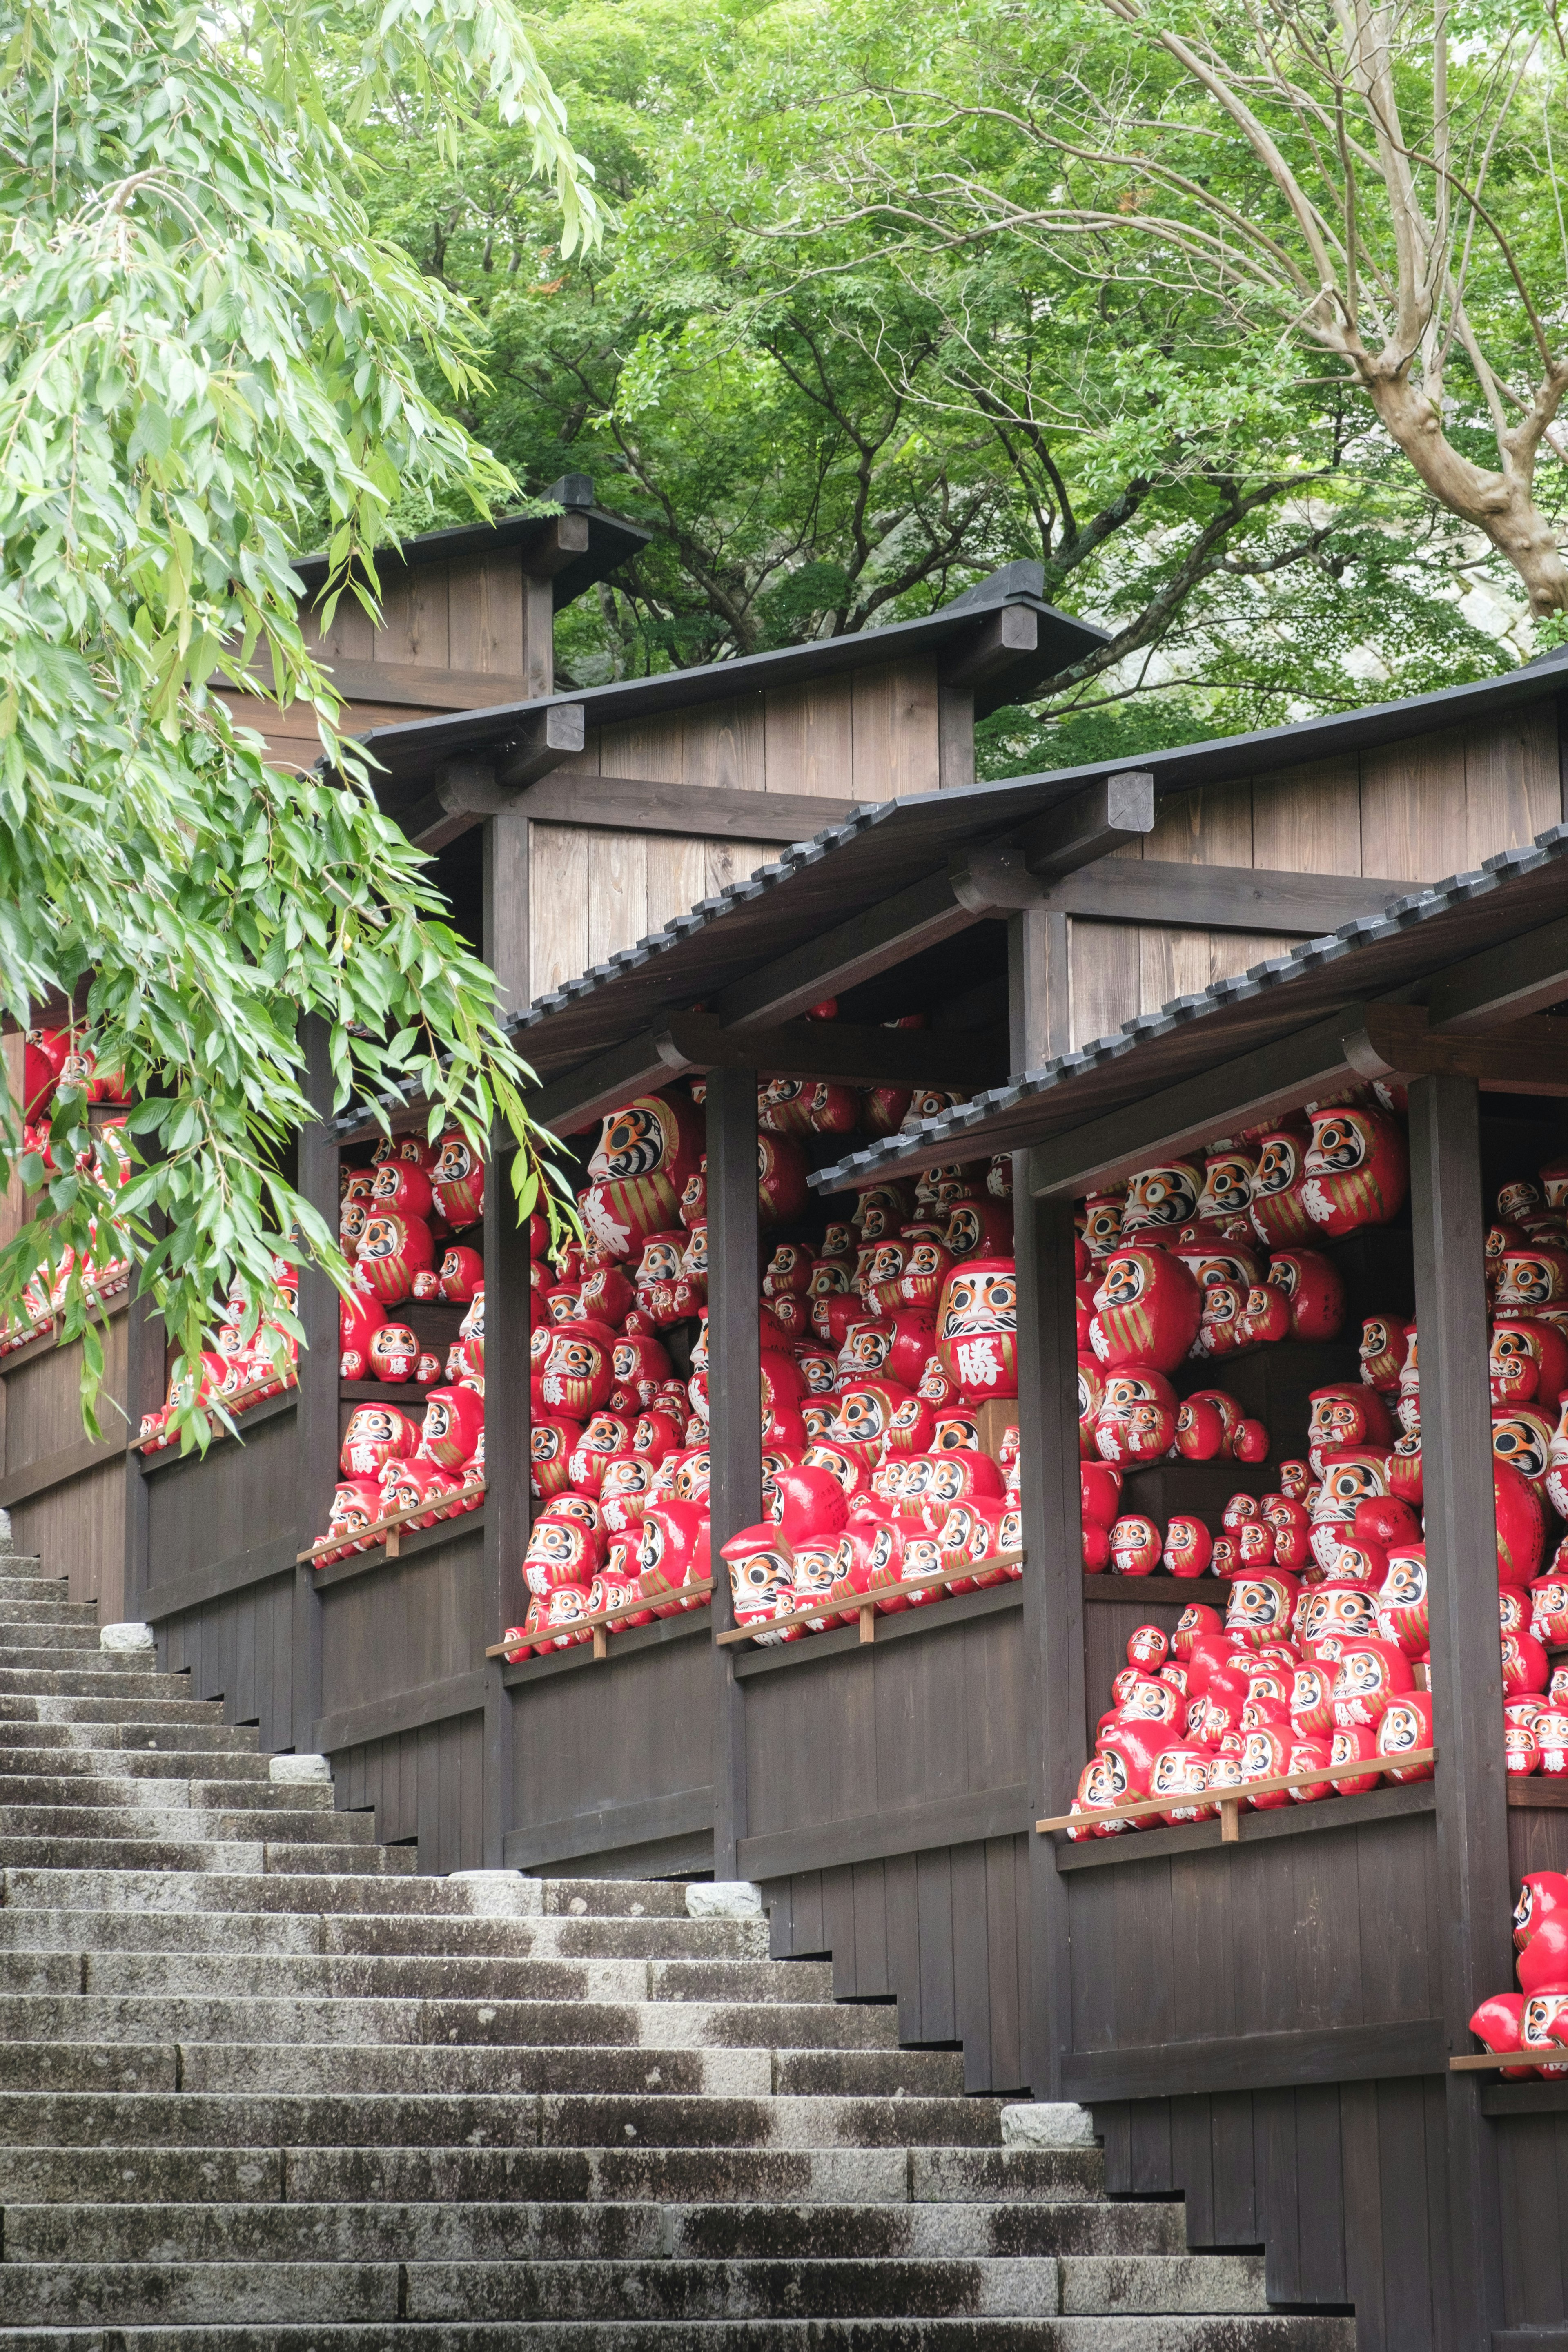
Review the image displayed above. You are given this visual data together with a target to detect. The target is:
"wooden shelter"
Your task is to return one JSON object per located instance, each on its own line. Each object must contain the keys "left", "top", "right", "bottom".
{"left": 8, "top": 493, "right": 1568, "bottom": 2341}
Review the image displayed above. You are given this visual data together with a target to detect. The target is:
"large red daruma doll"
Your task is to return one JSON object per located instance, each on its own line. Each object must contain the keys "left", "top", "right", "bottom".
{"left": 430, "top": 1131, "right": 486, "bottom": 1229}
{"left": 1091, "top": 1248, "right": 1202, "bottom": 1375}
{"left": 416, "top": 1384, "right": 484, "bottom": 1471}
{"left": 581, "top": 1093, "right": 703, "bottom": 1261}
{"left": 935, "top": 1259, "right": 1018, "bottom": 1401}
{"left": 353, "top": 1212, "right": 434, "bottom": 1309}
{"left": 637, "top": 1501, "right": 711, "bottom": 1616}
{"left": 1299, "top": 1104, "right": 1409, "bottom": 1237}
{"left": 340, "top": 1403, "right": 418, "bottom": 1480}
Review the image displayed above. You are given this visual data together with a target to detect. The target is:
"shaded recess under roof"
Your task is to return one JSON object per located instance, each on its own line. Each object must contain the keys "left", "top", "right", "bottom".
{"left": 808, "top": 820, "right": 1568, "bottom": 1190}
{"left": 505, "top": 650, "right": 1568, "bottom": 1090}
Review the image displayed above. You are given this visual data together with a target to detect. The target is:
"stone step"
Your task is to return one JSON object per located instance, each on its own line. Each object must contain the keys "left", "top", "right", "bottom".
{"left": 0, "top": 1994, "right": 903, "bottom": 2053}
{"left": 0, "top": 2323, "right": 1358, "bottom": 2352}
{"left": 2, "top": 2198, "right": 1185, "bottom": 2265}
{"left": 0, "top": 2141, "right": 1106, "bottom": 2209}
{"left": 539, "top": 1880, "right": 692, "bottom": 1919}
{"left": 0, "top": 2255, "right": 1066, "bottom": 2324}
{"left": 0, "top": 1839, "right": 418, "bottom": 1875}
{"left": 0, "top": 1806, "right": 365, "bottom": 1841}
{"left": 0, "top": 1949, "right": 829, "bottom": 2002}
{"left": 0, "top": 1558, "right": 49, "bottom": 1587}
{"left": 0, "top": 1867, "right": 537, "bottom": 1914}
{"left": 0, "top": 1779, "right": 334, "bottom": 1814}
{"left": 0, "top": 1600, "right": 100, "bottom": 1626}
{"left": 0, "top": 1660, "right": 192, "bottom": 1693}
{"left": 0, "top": 1695, "right": 226, "bottom": 1725}
{"left": 0, "top": 1722, "right": 261, "bottom": 1755}
{"left": 0, "top": 2089, "right": 1007, "bottom": 2151}
{"left": 0, "top": 1747, "right": 273, "bottom": 1781}
{"left": 62, "top": 1951, "right": 657, "bottom": 2001}
{"left": 0, "top": 1911, "right": 324, "bottom": 1956}
{"left": 0, "top": 1627, "right": 111, "bottom": 1654}
{"left": 181, "top": 2044, "right": 961, "bottom": 2100}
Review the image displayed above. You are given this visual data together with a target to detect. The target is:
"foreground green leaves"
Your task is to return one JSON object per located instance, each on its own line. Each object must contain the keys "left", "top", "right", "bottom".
{"left": 0, "top": 0, "right": 595, "bottom": 1440}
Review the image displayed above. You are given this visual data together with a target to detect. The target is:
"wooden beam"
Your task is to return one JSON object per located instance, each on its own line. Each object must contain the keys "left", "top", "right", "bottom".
{"left": 735, "top": 1783, "right": 1030, "bottom": 1882}
{"left": 1409, "top": 1071, "right": 1510, "bottom": 2340}
{"left": 713, "top": 870, "right": 973, "bottom": 1030}
{"left": 1028, "top": 1005, "right": 1364, "bottom": 1199}
{"left": 518, "top": 775, "right": 862, "bottom": 843}
{"left": 1054, "top": 1778, "right": 1437, "bottom": 1868}
{"left": 229, "top": 658, "right": 534, "bottom": 715}
{"left": 141, "top": 1531, "right": 299, "bottom": 1623}
{"left": 1421, "top": 907, "right": 1568, "bottom": 1032}
{"left": 949, "top": 773, "right": 1155, "bottom": 915}
{"left": 312, "top": 1668, "right": 488, "bottom": 1756}
{"left": 1041, "top": 857, "right": 1418, "bottom": 934}
{"left": 400, "top": 708, "right": 585, "bottom": 849}
{"left": 1346, "top": 1003, "right": 1568, "bottom": 1092}
{"left": 1062, "top": 2020, "right": 1447, "bottom": 2103}
{"left": 656, "top": 1011, "right": 1007, "bottom": 1091}
{"left": 501, "top": 1784, "right": 714, "bottom": 1872}
{"left": 939, "top": 605, "right": 1038, "bottom": 691}
{"left": 519, "top": 511, "right": 591, "bottom": 580}
{"left": 0, "top": 1429, "right": 123, "bottom": 1511}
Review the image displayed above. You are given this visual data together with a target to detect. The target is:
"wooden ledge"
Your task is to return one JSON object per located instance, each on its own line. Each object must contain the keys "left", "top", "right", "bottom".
{"left": 300, "top": 1478, "right": 485, "bottom": 1565}
{"left": 1039, "top": 1749, "right": 1435, "bottom": 1841}
{"left": 135, "top": 1387, "right": 298, "bottom": 1472}
{"left": 487, "top": 1582, "right": 713, "bottom": 1665}
{"left": 719, "top": 1554, "right": 1024, "bottom": 1650}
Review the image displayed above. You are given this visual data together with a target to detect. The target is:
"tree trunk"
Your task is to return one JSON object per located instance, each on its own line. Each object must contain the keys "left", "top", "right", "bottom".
{"left": 1363, "top": 372, "right": 1568, "bottom": 615}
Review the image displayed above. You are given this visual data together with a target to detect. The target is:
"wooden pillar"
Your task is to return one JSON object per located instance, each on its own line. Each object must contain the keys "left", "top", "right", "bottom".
{"left": 705, "top": 1066, "right": 761, "bottom": 1880}
{"left": 122, "top": 1266, "right": 164, "bottom": 1630}
{"left": 1408, "top": 1071, "right": 1510, "bottom": 2342}
{"left": 292, "top": 1014, "right": 337, "bottom": 1750}
{"left": 481, "top": 808, "right": 531, "bottom": 1864}
{"left": 1008, "top": 906, "right": 1082, "bottom": 2096}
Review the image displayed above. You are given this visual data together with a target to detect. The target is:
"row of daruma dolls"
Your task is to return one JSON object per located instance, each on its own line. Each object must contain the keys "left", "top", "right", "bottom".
{"left": 137, "top": 1256, "right": 303, "bottom": 1449}
{"left": 1070, "top": 1389, "right": 1568, "bottom": 1835}
{"left": 1470, "top": 1873, "right": 1568, "bottom": 2076}
{"left": 0, "top": 1115, "right": 135, "bottom": 1355}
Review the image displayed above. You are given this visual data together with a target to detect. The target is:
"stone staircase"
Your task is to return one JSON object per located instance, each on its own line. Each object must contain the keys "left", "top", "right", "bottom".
{"left": 0, "top": 1531, "right": 1355, "bottom": 2348}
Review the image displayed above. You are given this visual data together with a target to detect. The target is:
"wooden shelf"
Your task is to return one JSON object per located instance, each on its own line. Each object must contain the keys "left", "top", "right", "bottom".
{"left": 340, "top": 1381, "right": 434, "bottom": 1405}
{"left": 1083, "top": 1574, "right": 1232, "bottom": 1605}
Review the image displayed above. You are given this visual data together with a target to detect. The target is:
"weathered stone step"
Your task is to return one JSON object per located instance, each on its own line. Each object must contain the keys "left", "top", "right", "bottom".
{"left": 0, "top": 1721, "right": 260, "bottom": 1754}
{"left": 2, "top": 2196, "right": 1184, "bottom": 2265}
{"left": 0, "top": 1695, "right": 227, "bottom": 1726}
{"left": 65, "top": 1951, "right": 656, "bottom": 2001}
{"left": 0, "top": 1839, "right": 417, "bottom": 1875}
{"left": 310, "top": 1913, "right": 772, "bottom": 1962}
{"left": 0, "top": 2322, "right": 1358, "bottom": 2352}
{"left": 0, "top": 2253, "right": 1092, "bottom": 2324}
{"left": 0, "top": 1911, "right": 323, "bottom": 1956}
{"left": 0, "top": 1867, "right": 534, "bottom": 1914}
{"left": 0, "top": 1779, "right": 332, "bottom": 1815}
{"left": 0, "top": 2089, "right": 1006, "bottom": 2152}
{"left": 0, "top": 1661, "right": 194, "bottom": 1694}
{"left": 0, "top": 1599, "right": 100, "bottom": 1626}
{"left": 177, "top": 2044, "right": 777, "bottom": 2099}
{"left": 0, "top": 2042, "right": 175, "bottom": 2091}
{"left": 539, "top": 1879, "right": 693, "bottom": 1919}
{"left": 0, "top": 1993, "right": 902, "bottom": 2054}
{"left": 0, "top": 1806, "right": 365, "bottom": 1841}
{"left": 0, "top": 1748, "right": 272, "bottom": 1781}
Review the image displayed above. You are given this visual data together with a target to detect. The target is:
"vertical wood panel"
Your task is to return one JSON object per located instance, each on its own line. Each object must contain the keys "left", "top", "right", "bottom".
{"left": 1358, "top": 731, "right": 1468, "bottom": 882}
{"left": 1068, "top": 920, "right": 1141, "bottom": 1048}
{"left": 1138, "top": 926, "right": 1301, "bottom": 1015}
{"left": 599, "top": 713, "right": 685, "bottom": 785}
{"left": 1463, "top": 702, "right": 1561, "bottom": 866}
{"left": 528, "top": 825, "right": 591, "bottom": 1000}
{"left": 885, "top": 660, "right": 942, "bottom": 799}
{"left": 1251, "top": 756, "right": 1363, "bottom": 874}
{"left": 646, "top": 838, "right": 713, "bottom": 938}
{"left": 586, "top": 831, "right": 649, "bottom": 969}
{"left": 683, "top": 696, "right": 766, "bottom": 792}
{"left": 764, "top": 679, "right": 855, "bottom": 798}
{"left": 1142, "top": 783, "right": 1253, "bottom": 866}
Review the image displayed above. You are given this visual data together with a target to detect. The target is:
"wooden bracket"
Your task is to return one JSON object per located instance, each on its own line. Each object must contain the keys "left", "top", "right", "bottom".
{"left": 401, "top": 707, "right": 586, "bottom": 849}
{"left": 948, "top": 773, "right": 1156, "bottom": 917}
{"left": 1343, "top": 1004, "right": 1568, "bottom": 1095}
{"left": 519, "top": 512, "right": 591, "bottom": 581}
{"left": 940, "top": 605, "right": 1038, "bottom": 691}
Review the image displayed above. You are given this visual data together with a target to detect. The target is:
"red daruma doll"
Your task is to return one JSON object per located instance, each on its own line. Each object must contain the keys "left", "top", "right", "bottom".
{"left": 341, "top": 1402, "right": 418, "bottom": 1480}
{"left": 638, "top": 1501, "right": 711, "bottom": 1616}
{"left": 430, "top": 1130, "right": 486, "bottom": 1229}
{"left": 353, "top": 1211, "right": 434, "bottom": 1309}
{"left": 416, "top": 1385, "right": 484, "bottom": 1471}
{"left": 935, "top": 1260, "right": 1018, "bottom": 1402}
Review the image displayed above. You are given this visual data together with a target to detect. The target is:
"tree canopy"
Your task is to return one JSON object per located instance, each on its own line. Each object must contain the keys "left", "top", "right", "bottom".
{"left": 0, "top": 0, "right": 593, "bottom": 1435}
{"left": 349, "top": 0, "right": 1534, "bottom": 772}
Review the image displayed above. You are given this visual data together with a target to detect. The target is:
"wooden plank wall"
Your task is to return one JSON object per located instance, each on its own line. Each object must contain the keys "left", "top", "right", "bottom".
{"left": 528, "top": 665, "right": 943, "bottom": 999}
{"left": 159, "top": 1573, "right": 300, "bottom": 1755}
{"left": 766, "top": 1839, "right": 1033, "bottom": 2095}
{"left": 1068, "top": 704, "right": 1564, "bottom": 1048}
{"left": 2, "top": 1320, "right": 128, "bottom": 1615}
{"left": 318, "top": 1530, "right": 486, "bottom": 1730}
{"left": 333, "top": 1712, "right": 486, "bottom": 1875}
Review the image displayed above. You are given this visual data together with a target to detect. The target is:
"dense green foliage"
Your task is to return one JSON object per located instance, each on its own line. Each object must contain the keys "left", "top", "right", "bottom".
{"left": 350, "top": 0, "right": 1529, "bottom": 774}
{"left": 0, "top": 0, "right": 592, "bottom": 1436}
